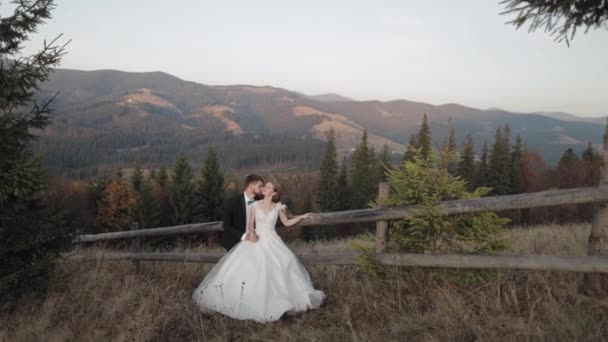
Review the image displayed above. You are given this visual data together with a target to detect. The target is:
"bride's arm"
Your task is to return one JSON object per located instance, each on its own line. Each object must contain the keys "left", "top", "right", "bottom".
{"left": 245, "top": 206, "right": 258, "bottom": 242}
{"left": 279, "top": 208, "right": 312, "bottom": 227}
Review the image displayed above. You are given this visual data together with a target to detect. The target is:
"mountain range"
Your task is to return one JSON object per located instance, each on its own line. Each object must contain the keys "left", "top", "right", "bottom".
{"left": 36, "top": 68, "right": 605, "bottom": 176}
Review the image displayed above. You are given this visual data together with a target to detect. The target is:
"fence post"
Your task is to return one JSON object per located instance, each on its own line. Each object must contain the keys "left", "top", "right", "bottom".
{"left": 588, "top": 119, "right": 608, "bottom": 257}
{"left": 130, "top": 222, "right": 141, "bottom": 273}
{"left": 375, "top": 182, "right": 391, "bottom": 253}
{"left": 585, "top": 118, "right": 608, "bottom": 292}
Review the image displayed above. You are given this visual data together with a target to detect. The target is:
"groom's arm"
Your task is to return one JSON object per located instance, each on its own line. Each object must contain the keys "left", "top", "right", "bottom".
{"left": 222, "top": 197, "right": 238, "bottom": 239}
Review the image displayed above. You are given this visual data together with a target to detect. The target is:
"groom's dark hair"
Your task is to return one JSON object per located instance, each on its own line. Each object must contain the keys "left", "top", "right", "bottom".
{"left": 244, "top": 174, "right": 264, "bottom": 188}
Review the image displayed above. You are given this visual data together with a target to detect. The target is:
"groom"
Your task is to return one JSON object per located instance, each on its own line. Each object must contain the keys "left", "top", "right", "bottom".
{"left": 220, "top": 174, "right": 265, "bottom": 251}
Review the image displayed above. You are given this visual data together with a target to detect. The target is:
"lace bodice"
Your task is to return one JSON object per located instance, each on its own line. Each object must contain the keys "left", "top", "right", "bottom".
{"left": 252, "top": 202, "right": 286, "bottom": 234}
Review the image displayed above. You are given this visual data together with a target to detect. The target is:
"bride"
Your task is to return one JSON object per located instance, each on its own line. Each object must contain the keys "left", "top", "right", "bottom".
{"left": 192, "top": 182, "right": 326, "bottom": 323}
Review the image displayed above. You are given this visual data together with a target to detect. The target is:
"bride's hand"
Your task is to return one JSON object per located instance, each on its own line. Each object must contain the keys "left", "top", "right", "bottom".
{"left": 300, "top": 213, "right": 313, "bottom": 220}
{"left": 246, "top": 232, "right": 259, "bottom": 242}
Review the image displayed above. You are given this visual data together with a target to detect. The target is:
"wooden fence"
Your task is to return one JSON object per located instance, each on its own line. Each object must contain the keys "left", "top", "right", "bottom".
{"left": 72, "top": 121, "right": 608, "bottom": 278}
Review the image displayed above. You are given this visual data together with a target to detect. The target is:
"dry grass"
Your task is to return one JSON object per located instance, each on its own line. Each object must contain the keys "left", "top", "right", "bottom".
{"left": 2, "top": 223, "right": 608, "bottom": 341}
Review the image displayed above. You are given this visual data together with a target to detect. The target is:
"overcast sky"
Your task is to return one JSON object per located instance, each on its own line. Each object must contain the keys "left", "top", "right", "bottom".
{"left": 11, "top": 0, "right": 608, "bottom": 117}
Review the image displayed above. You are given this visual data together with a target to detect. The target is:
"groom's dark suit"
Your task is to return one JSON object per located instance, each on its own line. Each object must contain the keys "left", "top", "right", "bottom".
{"left": 220, "top": 194, "right": 254, "bottom": 251}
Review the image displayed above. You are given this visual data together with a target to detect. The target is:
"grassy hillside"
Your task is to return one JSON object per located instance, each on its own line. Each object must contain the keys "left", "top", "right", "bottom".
{"left": 2, "top": 224, "right": 607, "bottom": 341}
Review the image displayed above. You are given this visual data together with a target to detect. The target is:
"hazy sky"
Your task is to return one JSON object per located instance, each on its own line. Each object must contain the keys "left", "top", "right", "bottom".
{"left": 12, "top": 0, "right": 608, "bottom": 117}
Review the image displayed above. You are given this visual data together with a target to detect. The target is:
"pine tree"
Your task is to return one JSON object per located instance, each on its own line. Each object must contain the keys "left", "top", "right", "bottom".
{"left": 459, "top": 133, "right": 476, "bottom": 190}
{"left": 134, "top": 179, "right": 160, "bottom": 228}
{"left": 350, "top": 129, "right": 376, "bottom": 209}
{"left": 501, "top": 0, "right": 608, "bottom": 45}
{"left": 557, "top": 148, "right": 582, "bottom": 189}
{"left": 582, "top": 142, "right": 599, "bottom": 163}
{"left": 378, "top": 143, "right": 393, "bottom": 182}
{"left": 477, "top": 141, "right": 489, "bottom": 188}
{"left": 155, "top": 165, "right": 172, "bottom": 226}
{"left": 487, "top": 128, "right": 512, "bottom": 195}
{"left": 158, "top": 166, "right": 169, "bottom": 187}
{"left": 131, "top": 161, "right": 144, "bottom": 193}
{"left": 317, "top": 128, "right": 339, "bottom": 211}
{"left": 197, "top": 147, "right": 225, "bottom": 221}
{"left": 169, "top": 152, "right": 199, "bottom": 224}
{"left": 335, "top": 157, "right": 351, "bottom": 211}
{"left": 510, "top": 135, "right": 524, "bottom": 194}
{"left": 582, "top": 142, "right": 601, "bottom": 186}
{"left": 369, "top": 146, "right": 378, "bottom": 185}
{"left": 417, "top": 113, "right": 432, "bottom": 160}
{"left": 0, "top": 0, "right": 70, "bottom": 309}
{"left": 380, "top": 148, "right": 508, "bottom": 255}
{"left": 402, "top": 134, "right": 419, "bottom": 163}
{"left": 444, "top": 119, "right": 458, "bottom": 175}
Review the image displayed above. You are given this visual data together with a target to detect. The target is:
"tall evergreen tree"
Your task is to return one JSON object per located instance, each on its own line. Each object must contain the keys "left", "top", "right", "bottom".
{"left": 402, "top": 134, "right": 419, "bottom": 163}
{"left": 134, "top": 179, "right": 160, "bottom": 228}
{"left": 370, "top": 146, "right": 378, "bottom": 185}
{"left": 443, "top": 119, "right": 458, "bottom": 175}
{"left": 131, "top": 161, "right": 144, "bottom": 193}
{"left": 378, "top": 143, "right": 393, "bottom": 181}
{"left": 459, "top": 133, "right": 476, "bottom": 190}
{"left": 417, "top": 113, "right": 432, "bottom": 160}
{"left": 158, "top": 166, "right": 169, "bottom": 187}
{"left": 0, "top": 0, "right": 71, "bottom": 310}
{"left": 582, "top": 142, "right": 600, "bottom": 163}
{"left": 477, "top": 141, "right": 489, "bottom": 188}
{"left": 317, "top": 128, "right": 339, "bottom": 211}
{"left": 197, "top": 147, "right": 225, "bottom": 221}
{"left": 169, "top": 152, "right": 198, "bottom": 224}
{"left": 510, "top": 135, "right": 524, "bottom": 194}
{"left": 350, "top": 129, "right": 376, "bottom": 209}
{"left": 487, "top": 128, "right": 512, "bottom": 195}
{"left": 582, "top": 142, "right": 601, "bottom": 186}
{"left": 335, "top": 157, "right": 351, "bottom": 211}
{"left": 557, "top": 147, "right": 582, "bottom": 189}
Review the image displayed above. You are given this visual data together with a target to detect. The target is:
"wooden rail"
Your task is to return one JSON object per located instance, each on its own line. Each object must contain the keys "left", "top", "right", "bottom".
{"left": 75, "top": 186, "right": 608, "bottom": 243}
{"left": 68, "top": 251, "right": 608, "bottom": 274}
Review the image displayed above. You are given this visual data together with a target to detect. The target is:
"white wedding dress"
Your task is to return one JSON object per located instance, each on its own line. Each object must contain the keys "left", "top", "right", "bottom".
{"left": 192, "top": 202, "right": 325, "bottom": 323}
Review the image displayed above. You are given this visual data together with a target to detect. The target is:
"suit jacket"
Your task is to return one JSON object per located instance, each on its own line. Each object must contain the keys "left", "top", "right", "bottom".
{"left": 220, "top": 194, "right": 249, "bottom": 251}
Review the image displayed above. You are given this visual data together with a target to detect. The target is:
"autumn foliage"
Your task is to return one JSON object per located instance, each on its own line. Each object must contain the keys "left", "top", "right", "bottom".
{"left": 95, "top": 179, "right": 137, "bottom": 231}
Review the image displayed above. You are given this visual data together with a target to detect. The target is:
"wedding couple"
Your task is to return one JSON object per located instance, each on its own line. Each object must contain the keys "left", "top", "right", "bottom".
{"left": 192, "top": 175, "right": 326, "bottom": 323}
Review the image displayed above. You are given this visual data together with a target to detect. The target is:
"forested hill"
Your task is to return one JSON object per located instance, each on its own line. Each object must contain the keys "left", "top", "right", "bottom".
{"left": 35, "top": 68, "right": 603, "bottom": 178}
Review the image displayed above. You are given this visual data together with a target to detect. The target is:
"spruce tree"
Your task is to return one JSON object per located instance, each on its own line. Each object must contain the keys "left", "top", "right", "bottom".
{"left": 156, "top": 165, "right": 172, "bottom": 226}
{"left": 134, "top": 179, "right": 160, "bottom": 228}
{"left": 0, "top": 0, "right": 70, "bottom": 310}
{"left": 169, "top": 152, "right": 198, "bottom": 224}
{"left": 557, "top": 148, "right": 582, "bottom": 189}
{"left": 317, "top": 128, "right": 339, "bottom": 211}
{"left": 378, "top": 143, "right": 393, "bottom": 182}
{"left": 402, "top": 134, "right": 419, "bottom": 163}
{"left": 197, "top": 147, "right": 225, "bottom": 221}
{"left": 158, "top": 166, "right": 169, "bottom": 187}
{"left": 131, "top": 161, "right": 144, "bottom": 193}
{"left": 510, "top": 135, "right": 524, "bottom": 194}
{"left": 477, "top": 141, "right": 489, "bottom": 188}
{"left": 350, "top": 129, "right": 376, "bottom": 209}
{"left": 335, "top": 157, "right": 351, "bottom": 211}
{"left": 582, "top": 142, "right": 601, "bottom": 186}
{"left": 417, "top": 113, "right": 432, "bottom": 160}
{"left": 443, "top": 119, "right": 458, "bottom": 175}
{"left": 459, "top": 133, "right": 476, "bottom": 190}
{"left": 582, "top": 142, "right": 599, "bottom": 163}
{"left": 488, "top": 128, "right": 512, "bottom": 195}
